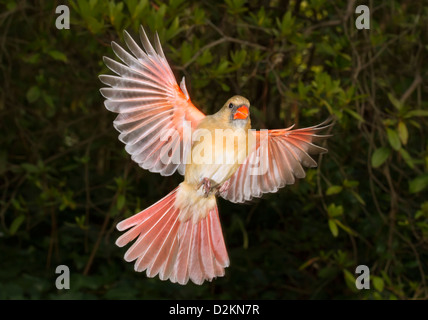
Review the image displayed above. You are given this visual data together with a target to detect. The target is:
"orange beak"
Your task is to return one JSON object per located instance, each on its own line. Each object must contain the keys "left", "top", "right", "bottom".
{"left": 233, "top": 105, "right": 249, "bottom": 120}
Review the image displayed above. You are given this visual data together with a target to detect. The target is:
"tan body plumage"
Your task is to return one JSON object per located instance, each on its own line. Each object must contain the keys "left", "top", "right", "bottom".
{"left": 176, "top": 96, "right": 253, "bottom": 223}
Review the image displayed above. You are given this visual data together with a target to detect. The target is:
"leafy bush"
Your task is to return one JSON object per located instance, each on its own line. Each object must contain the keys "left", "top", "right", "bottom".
{"left": 0, "top": 0, "right": 427, "bottom": 299}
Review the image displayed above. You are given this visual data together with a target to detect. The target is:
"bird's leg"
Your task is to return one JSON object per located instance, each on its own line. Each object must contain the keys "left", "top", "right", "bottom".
{"left": 198, "top": 177, "right": 212, "bottom": 197}
{"left": 218, "top": 180, "right": 230, "bottom": 194}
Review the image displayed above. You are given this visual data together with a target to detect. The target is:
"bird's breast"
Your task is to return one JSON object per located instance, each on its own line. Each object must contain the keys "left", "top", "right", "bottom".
{"left": 184, "top": 124, "right": 254, "bottom": 187}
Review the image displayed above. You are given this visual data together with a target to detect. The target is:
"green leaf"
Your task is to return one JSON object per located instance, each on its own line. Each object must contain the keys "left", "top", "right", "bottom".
{"left": 372, "top": 276, "right": 384, "bottom": 292}
{"left": 326, "top": 185, "right": 343, "bottom": 196}
{"left": 409, "top": 174, "right": 428, "bottom": 194}
{"left": 75, "top": 215, "right": 88, "bottom": 230}
{"left": 26, "top": 86, "right": 40, "bottom": 103}
{"left": 22, "top": 53, "right": 40, "bottom": 64}
{"left": 380, "top": 270, "right": 392, "bottom": 286}
{"left": 10, "top": 215, "right": 25, "bottom": 235}
{"left": 225, "top": 0, "right": 248, "bottom": 14}
{"left": 328, "top": 219, "right": 339, "bottom": 237}
{"left": 343, "top": 269, "right": 355, "bottom": 283}
{"left": 197, "top": 49, "right": 213, "bottom": 66}
{"left": 132, "top": 0, "right": 148, "bottom": 19}
{"left": 327, "top": 203, "right": 343, "bottom": 217}
{"left": 48, "top": 50, "right": 68, "bottom": 63}
{"left": 399, "top": 148, "right": 414, "bottom": 169}
{"left": 343, "top": 179, "right": 359, "bottom": 188}
{"left": 387, "top": 92, "right": 402, "bottom": 110}
{"left": 335, "top": 219, "right": 358, "bottom": 236}
{"left": 397, "top": 121, "right": 408, "bottom": 145}
{"left": 344, "top": 108, "right": 364, "bottom": 122}
{"left": 231, "top": 50, "right": 247, "bottom": 67}
{"left": 386, "top": 128, "right": 401, "bottom": 151}
{"left": 276, "top": 11, "right": 294, "bottom": 36}
{"left": 6, "top": 1, "right": 17, "bottom": 10}
{"left": 180, "top": 42, "right": 192, "bottom": 64}
{"left": 42, "top": 93, "right": 55, "bottom": 109}
{"left": 405, "top": 109, "right": 428, "bottom": 118}
{"left": 21, "top": 163, "right": 39, "bottom": 173}
{"left": 86, "top": 16, "right": 104, "bottom": 34}
{"left": 217, "top": 60, "right": 230, "bottom": 74}
{"left": 109, "top": 206, "right": 119, "bottom": 217}
{"left": 371, "top": 147, "right": 391, "bottom": 168}
{"left": 350, "top": 190, "right": 366, "bottom": 206}
{"left": 343, "top": 269, "right": 357, "bottom": 292}
{"left": 220, "top": 83, "right": 230, "bottom": 92}
{"left": 297, "top": 81, "right": 310, "bottom": 98}
{"left": 117, "top": 194, "right": 125, "bottom": 210}
{"left": 298, "top": 257, "right": 319, "bottom": 271}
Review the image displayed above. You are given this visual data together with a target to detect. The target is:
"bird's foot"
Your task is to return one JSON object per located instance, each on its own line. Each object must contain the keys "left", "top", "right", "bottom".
{"left": 198, "top": 177, "right": 212, "bottom": 197}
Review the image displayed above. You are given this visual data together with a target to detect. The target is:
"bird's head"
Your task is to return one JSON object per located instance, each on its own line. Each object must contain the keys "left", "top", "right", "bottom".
{"left": 221, "top": 95, "right": 250, "bottom": 125}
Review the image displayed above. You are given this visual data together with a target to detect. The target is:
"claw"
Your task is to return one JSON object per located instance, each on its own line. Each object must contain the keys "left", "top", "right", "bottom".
{"left": 198, "top": 177, "right": 212, "bottom": 197}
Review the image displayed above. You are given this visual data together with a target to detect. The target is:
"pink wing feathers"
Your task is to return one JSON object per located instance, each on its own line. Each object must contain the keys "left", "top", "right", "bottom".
{"left": 100, "top": 26, "right": 205, "bottom": 176}
{"left": 220, "top": 119, "right": 332, "bottom": 203}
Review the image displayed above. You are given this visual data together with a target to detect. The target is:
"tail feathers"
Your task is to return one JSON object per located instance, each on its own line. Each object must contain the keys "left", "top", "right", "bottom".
{"left": 116, "top": 187, "right": 179, "bottom": 232}
{"left": 115, "top": 188, "right": 230, "bottom": 285}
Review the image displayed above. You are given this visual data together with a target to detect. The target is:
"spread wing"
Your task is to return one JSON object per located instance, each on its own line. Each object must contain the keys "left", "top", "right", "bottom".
{"left": 100, "top": 26, "right": 205, "bottom": 176}
{"left": 220, "top": 119, "right": 332, "bottom": 203}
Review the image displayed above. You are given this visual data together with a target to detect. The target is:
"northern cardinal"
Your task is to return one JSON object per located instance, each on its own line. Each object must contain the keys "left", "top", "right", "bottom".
{"left": 100, "top": 26, "right": 331, "bottom": 285}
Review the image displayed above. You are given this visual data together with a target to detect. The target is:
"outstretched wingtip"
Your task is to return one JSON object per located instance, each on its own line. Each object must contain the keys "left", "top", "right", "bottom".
{"left": 180, "top": 76, "right": 190, "bottom": 100}
{"left": 303, "top": 115, "right": 336, "bottom": 133}
{"left": 101, "top": 25, "right": 205, "bottom": 177}
{"left": 138, "top": 25, "right": 156, "bottom": 56}
{"left": 153, "top": 31, "right": 166, "bottom": 59}
{"left": 319, "top": 115, "right": 336, "bottom": 127}
{"left": 139, "top": 24, "right": 146, "bottom": 36}
{"left": 98, "top": 74, "right": 108, "bottom": 85}
{"left": 122, "top": 29, "right": 133, "bottom": 44}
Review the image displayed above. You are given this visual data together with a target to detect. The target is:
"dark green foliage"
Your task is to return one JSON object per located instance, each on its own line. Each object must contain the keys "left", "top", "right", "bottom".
{"left": 1, "top": 0, "right": 427, "bottom": 299}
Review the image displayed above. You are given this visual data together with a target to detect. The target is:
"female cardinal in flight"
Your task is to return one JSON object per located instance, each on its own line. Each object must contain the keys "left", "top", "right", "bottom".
{"left": 100, "top": 26, "right": 331, "bottom": 285}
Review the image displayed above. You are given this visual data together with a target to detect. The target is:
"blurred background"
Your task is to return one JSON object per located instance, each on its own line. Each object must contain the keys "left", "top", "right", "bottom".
{"left": 0, "top": 0, "right": 427, "bottom": 299}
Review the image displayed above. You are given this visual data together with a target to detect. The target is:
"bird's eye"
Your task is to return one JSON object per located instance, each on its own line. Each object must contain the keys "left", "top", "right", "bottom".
{"left": 228, "top": 103, "right": 234, "bottom": 109}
